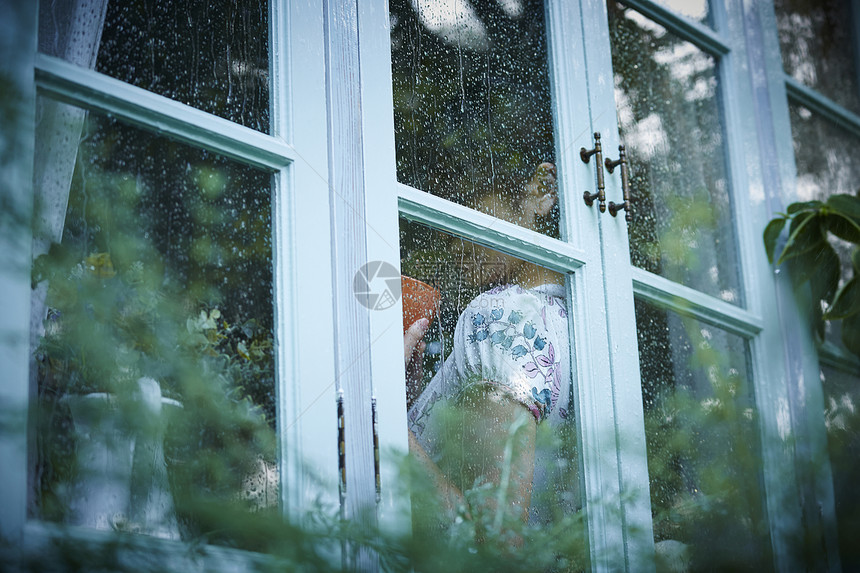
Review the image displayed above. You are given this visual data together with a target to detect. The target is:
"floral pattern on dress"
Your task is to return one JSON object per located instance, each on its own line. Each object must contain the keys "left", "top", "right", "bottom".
{"left": 408, "top": 283, "right": 569, "bottom": 446}
{"left": 408, "top": 390, "right": 442, "bottom": 437}
{"left": 464, "top": 287, "right": 562, "bottom": 421}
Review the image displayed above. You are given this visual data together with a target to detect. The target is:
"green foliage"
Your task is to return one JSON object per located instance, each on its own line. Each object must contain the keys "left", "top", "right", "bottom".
{"left": 763, "top": 193, "right": 860, "bottom": 356}
{"left": 390, "top": 0, "right": 558, "bottom": 236}
{"left": 33, "top": 247, "right": 275, "bottom": 413}
{"left": 31, "top": 242, "right": 279, "bottom": 535}
{"left": 397, "top": 394, "right": 590, "bottom": 573}
{"left": 635, "top": 300, "right": 772, "bottom": 570}
{"left": 30, "top": 111, "right": 279, "bottom": 545}
{"left": 34, "top": 246, "right": 167, "bottom": 397}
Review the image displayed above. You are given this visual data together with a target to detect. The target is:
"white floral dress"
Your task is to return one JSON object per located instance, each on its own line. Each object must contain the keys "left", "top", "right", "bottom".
{"left": 408, "top": 283, "right": 578, "bottom": 522}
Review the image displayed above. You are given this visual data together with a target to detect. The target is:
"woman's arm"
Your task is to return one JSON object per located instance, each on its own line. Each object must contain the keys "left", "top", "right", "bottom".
{"left": 407, "top": 427, "right": 467, "bottom": 516}
{"left": 405, "top": 322, "right": 537, "bottom": 532}
{"left": 443, "top": 384, "right": 536, "bottom": 527}
{"left": 404, "top": 318, "right": 428, "bottom": 409}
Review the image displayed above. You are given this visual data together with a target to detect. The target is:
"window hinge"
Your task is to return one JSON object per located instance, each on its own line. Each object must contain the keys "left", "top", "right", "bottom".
{"left": 372, "top": 397, "right": 381, "bottom": 503}
{"left": 335, "top": 392, "right": 382, "bottom": 505}
{"left": 337, "top": 389, "right": 346, "bottom": 504}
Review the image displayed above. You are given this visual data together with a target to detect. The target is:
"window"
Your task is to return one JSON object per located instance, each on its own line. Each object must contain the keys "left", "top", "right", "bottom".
{"left": 372, "top": 0, "right": 802, "bottom": 569}
{"left": 3, "top": 0, "right": 339, "bottom": 565}
{"left": 768, "top": 0, "right": 860, "bottom": 568}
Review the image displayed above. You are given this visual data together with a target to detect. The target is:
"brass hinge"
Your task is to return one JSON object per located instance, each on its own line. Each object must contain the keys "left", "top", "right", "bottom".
{"left": 336, "top": 392, "right": 382, "bottom": 504}
{"left": 372, "top": 397, "right": 381, "bottom": 503}
{"left": 337, "top": 389, "right": 346, "bottom": 504}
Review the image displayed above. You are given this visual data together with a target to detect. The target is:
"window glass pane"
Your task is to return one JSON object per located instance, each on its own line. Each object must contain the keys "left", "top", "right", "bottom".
{"left": 651, "top": 0, "right": 712, "bottom": 27}
{"left": 608, "top": 2, "right": 742, "bottom": 305}
{"left": 774, "top": 0, "right": 860, "bottom": 115}
{"left": 32, "top": 98, "right": 277, "bottom": 549}
{"left": 400, "top": 219, "right": 585, "bottom": 565}
{"left": 391, "top": 0, "right": 559, "bottom": 239}
{"left": 789, "top": 104, "right": 860, "bottom": 346}
{"left": 821, "top": 364, "right": 860, "bottom": 572}
{"left": 635, "top": 299, "right": 771, "bottom": 569}
{"left": 790, "top": 105, "right": 860, "bottom": 203}
{"left": 39, "top": 0, "right": 270, "bottom": 132}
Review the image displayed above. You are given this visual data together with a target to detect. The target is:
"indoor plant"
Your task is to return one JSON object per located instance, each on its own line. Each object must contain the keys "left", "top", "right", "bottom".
{"left": 764, "top": 192, "right": 860, "bottom": 357}
{"left": 33, "top": 248, "right": 182, "bottom": 537}
{"left": 33, "top": 243, "right": 279, "bottom": 542}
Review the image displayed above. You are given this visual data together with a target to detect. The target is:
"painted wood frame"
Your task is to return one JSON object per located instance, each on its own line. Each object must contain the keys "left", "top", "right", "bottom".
{"left": 717, "top": 0, "right": 817, "bottom": 566}
{"left": 354, "top": 0, "right": 839, "bottom": 571}
{"left": 323, "top": 3, "right": 379, "bottom": 569}
{"left": 605, "top": 0, "right": 834, "bottom": 568}
{"left": 0, "top": 0, "right": 38, "bottom": 545}
{"left": 751, "top": 0, "right": 858, "bottom": 568}
{"left": 361, "top": 0, "right": 656, "bottom": 569}
{"left": 362, "top": 0, "right": 826, "bottom": 569}
{"left": 0, "top": 0, "right": 850, "bottom": 571}
{"left": 273, "top": 0, "right": 340, "bottom": 522}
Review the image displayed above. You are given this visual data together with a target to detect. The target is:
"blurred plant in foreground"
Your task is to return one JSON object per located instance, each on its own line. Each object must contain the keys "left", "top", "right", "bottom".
{"left": 31, "top": 239, "right": 279, "bottom": 547}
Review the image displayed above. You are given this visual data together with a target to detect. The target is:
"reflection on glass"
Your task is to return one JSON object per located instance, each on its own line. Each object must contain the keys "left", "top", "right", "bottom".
{"left": 790, "top": 104, "right": 860, "bottom": 203}
{"left": 652, "top": 0, "right": 711, "bottom": 27}
{"left": 635, "top": 299, "right": 770, "bottom": 569}
{"left": 608, "top": 2, "right": 742, "bottom": 304}
{"left": 39, "top": 0, "right": 270, "bottom": 132}
{"left": 32, "top": 99, "right": 277, "bottom": 548}
{"left": 391, "top": 0, "right": 559, "bottom": 238}
{"left": 774, "top": 0, "right": 860, "bottom": 114}
{"left": 821, "top": 364, "right": 860, "bottom": 572}
{"left": 401, "top": 219, "right": 581, "bottom": 559}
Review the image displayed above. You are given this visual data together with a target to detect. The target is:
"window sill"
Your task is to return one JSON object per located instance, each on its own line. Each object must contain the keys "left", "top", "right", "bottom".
{"left": 20, "top": 520, "right": 284, "bottom": 572}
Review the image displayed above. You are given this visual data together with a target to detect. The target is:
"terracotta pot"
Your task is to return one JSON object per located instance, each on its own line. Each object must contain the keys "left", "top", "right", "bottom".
{"left": 401, "top": 275, "right": 441, "bottom": 333}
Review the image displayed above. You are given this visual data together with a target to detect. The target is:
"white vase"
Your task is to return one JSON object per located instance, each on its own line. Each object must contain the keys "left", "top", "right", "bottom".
{"left": 63, "top": 377, "right": 182, "bottom": 539}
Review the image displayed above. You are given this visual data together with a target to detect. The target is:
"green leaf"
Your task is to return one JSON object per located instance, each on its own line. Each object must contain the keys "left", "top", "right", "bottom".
{"left": 763, "top": 217, "right": 786, "bottom": 264}
{"left": 825, "top": 193, "right": 860, "bottom": 220}
{"left": 787, "top": 247, "right": 826, "bottom": 290}
{"left": 778, "top": 213, "right": 826, "bottom": 265}
{"left": 809, "top": 243, "right": 841, "bottom": 305}
{"left": 823, "top": 213, "right": 860, "bottom": 243}
{"left": 853, "top": 248, "right": 860, "bottom": 272}
{"left": 786, "top": 200, "right": 823, "bottom": 214}
{"left": 824, "top": 278, "right": 860, "bottom": 320}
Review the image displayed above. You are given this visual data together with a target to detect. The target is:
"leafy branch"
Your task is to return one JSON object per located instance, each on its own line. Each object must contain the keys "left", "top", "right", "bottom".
{"left": 764, "top": 193, "right": 860, "bottom": 356}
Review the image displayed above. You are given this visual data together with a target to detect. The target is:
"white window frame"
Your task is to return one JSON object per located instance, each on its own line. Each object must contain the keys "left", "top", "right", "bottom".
{"left": 754, "top": 0, "right": 860, "bottom": 568}
{"left": 362, "top": 0, "right": 838, "bottom": 571}
{"left": 0, "top": 0, "right": 848, "bottom": 570}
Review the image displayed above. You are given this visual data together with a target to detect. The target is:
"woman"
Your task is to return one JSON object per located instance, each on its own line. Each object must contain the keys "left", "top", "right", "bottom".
{"left": 403, "top": 163, "right": 579, "bottom": 531}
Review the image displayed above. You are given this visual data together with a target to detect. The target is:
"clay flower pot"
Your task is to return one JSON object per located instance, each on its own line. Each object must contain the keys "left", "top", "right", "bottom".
{"left": 401, "top": 276, "right": 441, "bottom": 333}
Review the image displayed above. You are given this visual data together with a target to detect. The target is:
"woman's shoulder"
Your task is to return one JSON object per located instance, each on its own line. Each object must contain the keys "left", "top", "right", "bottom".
{"left": 466, "top": 283, "right": 541, "bottom": 309}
